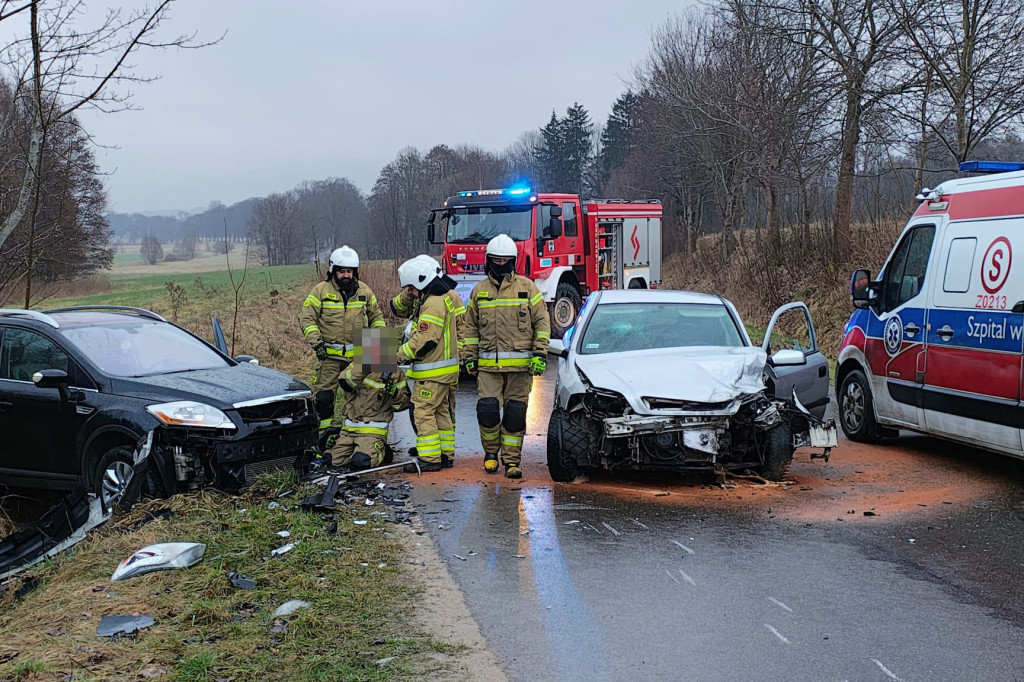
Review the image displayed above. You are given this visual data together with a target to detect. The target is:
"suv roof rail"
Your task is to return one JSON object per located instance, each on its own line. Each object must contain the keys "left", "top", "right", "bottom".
{"left": 0, "top": 308, "right": 60, "bottom": 328}
{"left": 43, "top": 305, "right": 167, "bottom": 322}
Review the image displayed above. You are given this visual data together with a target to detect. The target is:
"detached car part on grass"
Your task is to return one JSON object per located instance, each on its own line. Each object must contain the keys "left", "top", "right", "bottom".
{"left": 546, "top": 292, "right": 838, "bottom": 482}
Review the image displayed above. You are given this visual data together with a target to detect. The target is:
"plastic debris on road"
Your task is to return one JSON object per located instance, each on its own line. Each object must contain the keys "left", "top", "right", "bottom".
{"left": 96, "top": 614, "right": 155, "bottom": 638}
{"left": 111, "top": 543, "right": 205, "bottom": 582}
{"left": 271, "top": 542, "right": 297, "bottom": 557}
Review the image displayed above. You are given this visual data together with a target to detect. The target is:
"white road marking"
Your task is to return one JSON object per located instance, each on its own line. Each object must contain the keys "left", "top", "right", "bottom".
{"left": 871, "top": 659, "right": 904, "bottom": 681}
{"left": 678, "top": 569, "right": 696, "bottom": 586}
{"left": 763, "top": 624, "right": 790, "bottom": 644}
{"left": 665, "top": 569, "right": 681, "bottom": 585}
{"left": 632, "top": 518, "right": 649, "bottom": 530}
{"left": 768, "top": 597, "right": 793, "bottom": 613}
{"left": 601, "top": 522, "right": 621, "bottom": 536}
{"left": 671, "top": 539, "right": 695, "bottom": 555}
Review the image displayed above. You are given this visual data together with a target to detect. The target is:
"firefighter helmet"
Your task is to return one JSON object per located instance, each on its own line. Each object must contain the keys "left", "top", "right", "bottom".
{"left": 485, "top": 234, "right": 517, "bottom": 259}
{"left": 329, "top": 246, "right": 359, "bottom": 270}
{"left": 398, "top": 256, "right": 441, "bottom": 290}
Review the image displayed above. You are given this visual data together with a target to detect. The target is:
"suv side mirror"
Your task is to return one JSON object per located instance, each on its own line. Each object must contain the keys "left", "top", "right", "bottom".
{"left": 850, "top": 268, "right": 875, "bottom": 309}
{"left": 233, "top": 355, "right": 260, "bottom": 365}
{"left": 548, "top": 339, "right": 569, "bottom": 359}
{"left": 768, "top": 349, "right": 806, "bottom": 367}
{"left": 33, "top": 368, "right": 70, "bottom": 401}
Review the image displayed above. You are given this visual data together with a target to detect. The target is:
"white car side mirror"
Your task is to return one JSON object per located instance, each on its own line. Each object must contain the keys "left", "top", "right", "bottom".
{"left": 770, "top": 349, "right": 806, "bottom": 366}
{"left": 548, "top": 339, "right": 568, "bottom": 359}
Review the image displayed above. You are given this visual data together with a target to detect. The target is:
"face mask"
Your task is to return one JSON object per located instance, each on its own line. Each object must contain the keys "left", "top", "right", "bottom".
{"left": 488, "top": 259, "right": 514, "bottom": 280}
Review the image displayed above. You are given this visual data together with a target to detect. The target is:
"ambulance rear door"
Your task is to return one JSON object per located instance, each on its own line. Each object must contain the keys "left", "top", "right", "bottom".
{"left": 923, "top": 219, "right": 1024, "bottom": 453}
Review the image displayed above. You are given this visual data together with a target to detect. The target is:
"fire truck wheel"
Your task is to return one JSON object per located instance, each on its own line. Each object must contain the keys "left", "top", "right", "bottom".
{"left": 550, "top": 282, "right": 582, "bottom": 339}
{"left": 838, "top": 369, "right": 881, "bottom": 443}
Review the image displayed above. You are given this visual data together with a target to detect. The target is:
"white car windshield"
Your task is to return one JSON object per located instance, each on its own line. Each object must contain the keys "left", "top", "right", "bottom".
{"left": 59, "top": 319, "right": 229, "bottom": 377}
{"left": 579, "top": 302, "right": 744, "bottom": 355}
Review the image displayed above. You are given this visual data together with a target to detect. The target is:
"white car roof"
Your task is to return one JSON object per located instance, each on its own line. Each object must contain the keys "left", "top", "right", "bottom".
{"left": 594, "top": 289, "right": 727, "bottom": 306}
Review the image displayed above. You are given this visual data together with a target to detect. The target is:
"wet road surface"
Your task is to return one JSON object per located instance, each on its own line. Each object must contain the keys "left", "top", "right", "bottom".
{"left": 393, "top": 373, "right": 1024, "bottom": 681}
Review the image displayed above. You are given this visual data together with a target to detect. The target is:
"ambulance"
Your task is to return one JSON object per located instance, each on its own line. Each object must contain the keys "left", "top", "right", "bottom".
{"left": 837, "top": 160, "right": 1024, "bottom": 457}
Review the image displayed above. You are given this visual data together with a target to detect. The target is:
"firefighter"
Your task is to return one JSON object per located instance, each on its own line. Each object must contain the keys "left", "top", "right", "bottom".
{"left": 330, "top": 328, "right": 410, "bottom": 471}
{"left": 462, "top": 234, "right": 551, "bottom": 479}
{"left": 397, "top": 256, "right": 460, "bottom": 473}
{"left": 300, "top": 245, "right": 385, "bottom": 436}
{"left": 390, "top": 255, "right": 466, "bottom": 466}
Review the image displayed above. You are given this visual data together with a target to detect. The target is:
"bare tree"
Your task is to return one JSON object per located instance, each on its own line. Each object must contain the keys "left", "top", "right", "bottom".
{"left": 886, "top": 0, "right": 1024, "bottom": 165}
{"left": 140, "top": 234, "right": 162, "bottom": 265}
{"left": 248, "top": 192, "right": 307, "bottom": 266}
{"left": 0, "top": 0, "right": 215, "bottom": 303}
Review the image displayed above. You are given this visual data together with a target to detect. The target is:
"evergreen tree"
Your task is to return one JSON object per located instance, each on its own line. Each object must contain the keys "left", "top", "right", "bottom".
{"left": 600, "top": 91, "right": 641, "bottom": 182}
{"left": 534, "top": 111, "right": 565, "bottom": 192}
{"left": 533, "top": 104, "right": 595, "bottom": 194}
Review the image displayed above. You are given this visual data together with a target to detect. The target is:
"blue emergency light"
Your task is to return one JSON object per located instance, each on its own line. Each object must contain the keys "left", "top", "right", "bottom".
{"left": 457, "top": 186, "right": 533, "bottom": 197}
{"left": 959, "top": 160, "right": 1024, "bottom": 174}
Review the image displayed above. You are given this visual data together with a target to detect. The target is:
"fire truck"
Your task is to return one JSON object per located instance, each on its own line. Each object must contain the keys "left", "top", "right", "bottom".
{"left": 427, "top": 187, "right": 663, "bottom": 337}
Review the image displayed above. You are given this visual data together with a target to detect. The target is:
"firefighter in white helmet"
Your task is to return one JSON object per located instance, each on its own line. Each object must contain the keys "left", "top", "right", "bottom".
{"left": 462, "top": 234, "right": 550, "bottom": 478}
{"left": 397, "top": 256, "right": 461, "bottom": 472}
{"left": 300, "top": 245, "right": 385, "bottom": 438}
{"left": 391, "top": 254, "right": 466, "bottom": 466}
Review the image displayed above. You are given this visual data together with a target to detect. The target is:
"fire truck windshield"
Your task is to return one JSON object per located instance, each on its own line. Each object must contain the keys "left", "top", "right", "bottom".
{"left": 445, "top": 205, "right": 532, "bottom": 244}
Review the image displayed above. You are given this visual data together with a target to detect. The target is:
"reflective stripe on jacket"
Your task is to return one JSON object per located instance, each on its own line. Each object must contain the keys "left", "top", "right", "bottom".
{"left": 461, "top": 273, "right": 550, "bottom": 372}
{"left": 300, "top": 280, "right": 385, "bottom": 352}
{"left": 399, "top": 291, "right": 460, "bottom": 384}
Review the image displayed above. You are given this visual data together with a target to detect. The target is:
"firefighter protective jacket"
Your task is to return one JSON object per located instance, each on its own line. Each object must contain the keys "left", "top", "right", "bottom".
{"left": 337, "top": 367, "right": 411, "bottom": 437}
{"left": 462, "top": 273, "right": 551, "bottom": 372}
{"left": 301, "top": 280, "right": 385, "bottom": 358}
{"left": 392, "top": 287, "right": 467, "bottom": 354}
{"left": 398, "top": 290, "right": 460, "bottom": 385}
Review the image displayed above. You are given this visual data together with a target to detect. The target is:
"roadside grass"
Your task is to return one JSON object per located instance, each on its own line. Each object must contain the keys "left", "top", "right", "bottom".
{"left": 0, "top": 474, "right": 452, "bottom": 681}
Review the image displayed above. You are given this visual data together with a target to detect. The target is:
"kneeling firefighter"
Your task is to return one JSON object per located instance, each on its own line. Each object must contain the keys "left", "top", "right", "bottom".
{"left": 397, "top": 257, "right": 461, "bottom": 473}
{"left": 299, "top": 246, "right": 385, "bottom": 439}
{"left": 462, "top": 235, "right": 551, "bottom": 479}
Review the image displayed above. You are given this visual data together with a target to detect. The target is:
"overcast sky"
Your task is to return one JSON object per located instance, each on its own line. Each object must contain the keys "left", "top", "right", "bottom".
{"left": 60, "top": 1, "right": 687, "bottom": 214}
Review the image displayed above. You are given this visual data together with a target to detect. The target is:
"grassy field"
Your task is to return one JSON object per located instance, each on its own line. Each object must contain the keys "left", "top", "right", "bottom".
{"left": 0, "top": 474, "right": 455, "bottom": 681}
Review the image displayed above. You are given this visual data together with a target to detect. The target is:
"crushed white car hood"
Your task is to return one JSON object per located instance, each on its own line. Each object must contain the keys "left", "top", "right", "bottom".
{"left": 574, "top": 346, "right": 767, "bottom": 411}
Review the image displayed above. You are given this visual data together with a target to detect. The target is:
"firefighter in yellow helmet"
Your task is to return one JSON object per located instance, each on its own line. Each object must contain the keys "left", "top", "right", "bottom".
{"left": 462, "top": 234, "right": 551, "bottom": 479}
{"left": 300, "top": 245, "right": 385, "bottom": 436}
{"left": 397, "top": 256, "right": 461, "bottom": 473}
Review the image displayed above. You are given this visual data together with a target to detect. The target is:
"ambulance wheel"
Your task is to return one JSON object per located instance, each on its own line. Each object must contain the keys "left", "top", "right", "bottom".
{"left": 550, "top": 282, "right": 582, "bottom": 339}
{"left": 546, "top": 409, "right": 583, "bottom": 483}
{"left": 838, "top": 369, "right": 881, "bottom": 443}
{"left": 761, "top": 423, "right": 793, "bottom": 482}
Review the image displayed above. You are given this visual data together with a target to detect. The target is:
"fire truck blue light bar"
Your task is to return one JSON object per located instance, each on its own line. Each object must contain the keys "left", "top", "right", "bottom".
{"left": 959, "top": 160, "right": 1024, "bottom": 174}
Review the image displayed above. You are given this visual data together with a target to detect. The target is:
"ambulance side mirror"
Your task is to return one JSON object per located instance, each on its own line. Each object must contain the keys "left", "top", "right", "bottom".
{"left": 850, "top": 269, "right": 876, "bottom": 309}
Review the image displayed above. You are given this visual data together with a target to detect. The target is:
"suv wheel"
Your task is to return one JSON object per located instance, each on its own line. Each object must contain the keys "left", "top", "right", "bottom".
{"left": 838, "top": 369, "right": 882, "bottom": 443}
{"left": 94, "top": 446, "right": 139, "bottom": 512}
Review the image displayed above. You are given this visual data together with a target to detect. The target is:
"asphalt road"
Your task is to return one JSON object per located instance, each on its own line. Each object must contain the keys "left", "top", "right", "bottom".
{"left": 394, "top": 372, "right": 1024, "bottom": 682}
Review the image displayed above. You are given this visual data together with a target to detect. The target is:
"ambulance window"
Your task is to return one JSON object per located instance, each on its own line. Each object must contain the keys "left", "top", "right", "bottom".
{"left": 884, "top": 226, "right": 935, "bottom": 311}
{"left": 942, "top": 237, "right": 977, "bottom": 293}
{"left": 562, "top": 202, "right": 578, "bottom": 237}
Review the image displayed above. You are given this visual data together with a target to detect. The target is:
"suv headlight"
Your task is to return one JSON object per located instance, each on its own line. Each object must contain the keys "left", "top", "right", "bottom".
{"left": 146, "top": 401, "right": 236, "bottom": 430}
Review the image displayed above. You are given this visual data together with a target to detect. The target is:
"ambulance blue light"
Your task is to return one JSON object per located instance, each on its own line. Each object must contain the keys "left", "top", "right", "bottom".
{"left": 959, "top": 160, "right": 1024, "bottom": 174}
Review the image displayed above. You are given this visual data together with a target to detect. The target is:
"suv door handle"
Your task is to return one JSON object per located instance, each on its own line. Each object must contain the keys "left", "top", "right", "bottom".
{"left": 936, "top": 325, "right": 954, "bottom": 340}
{"left": 904, "top": 323, "right": 921, "bottom": 338}
{"left": 0, "top": 400, "right": 12, "bottom": 413}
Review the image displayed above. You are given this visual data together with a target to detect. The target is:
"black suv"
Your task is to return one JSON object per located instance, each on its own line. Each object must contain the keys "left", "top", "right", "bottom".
{"left": 0, "top": 306, "right": 317, "bottom": 510}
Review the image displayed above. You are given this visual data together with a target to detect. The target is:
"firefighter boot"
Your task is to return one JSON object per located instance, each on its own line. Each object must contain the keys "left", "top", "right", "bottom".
{"left": 403, "top": 457, "right": 443, "bottom": 473}
{"left": 505, "top": 464, "right": 523, "bottom": 479}
{"left": 483, "top": 453, "right": 499, "bottom": 474}
{"left": 441, "top": 454, "right": 454, "bottom": 469}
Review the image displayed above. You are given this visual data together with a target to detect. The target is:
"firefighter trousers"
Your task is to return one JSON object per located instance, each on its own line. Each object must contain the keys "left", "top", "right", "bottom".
{"left": 331, "top": 431, "right": 388, "bottom": 468}
{"left": 411, "top": 380, "right": 455, "bottom": 464}
{"left": 311, "top": 356, "right": 350, "bottom": 430}
{"left": 476, "top": 371, "right": 533, "bottom": 467}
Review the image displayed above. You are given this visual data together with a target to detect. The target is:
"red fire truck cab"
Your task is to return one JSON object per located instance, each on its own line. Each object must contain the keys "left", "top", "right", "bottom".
{"left": 427, "top": 187, "right": 663, "bottom": 337}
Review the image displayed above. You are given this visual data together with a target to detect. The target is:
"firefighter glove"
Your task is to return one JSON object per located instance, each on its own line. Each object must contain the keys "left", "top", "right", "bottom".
{"left": 465, "top": 359, "right": 478, "bottom": 375}
{"left": 385, "top": 381, "right": 399, "bottom": 398}
{"left": 314, "top": 341, "right": 328, "bottom": 361}
{"left": 529, "top": 355, "right": 547, "bottom": 376}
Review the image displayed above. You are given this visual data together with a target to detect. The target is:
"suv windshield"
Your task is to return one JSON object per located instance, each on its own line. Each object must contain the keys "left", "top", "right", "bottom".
{"left": 579, "top": 303, "right": 744, "bottom": 355}
{"left": 59, "top": 319, "right": 229, "bottom": 377}
{"left": 445, "top": 205, "right": 533, "bottom": 243}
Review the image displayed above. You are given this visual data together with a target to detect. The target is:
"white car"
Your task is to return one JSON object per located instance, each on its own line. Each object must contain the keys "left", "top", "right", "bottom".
{"left": 546, "top": 290, "right": 837, "bottom": 482}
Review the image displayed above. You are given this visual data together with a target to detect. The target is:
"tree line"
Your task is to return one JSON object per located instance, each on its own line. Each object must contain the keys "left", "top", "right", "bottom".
{"left": 3, "top": 0, "right": 1024, "bottom": 302}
